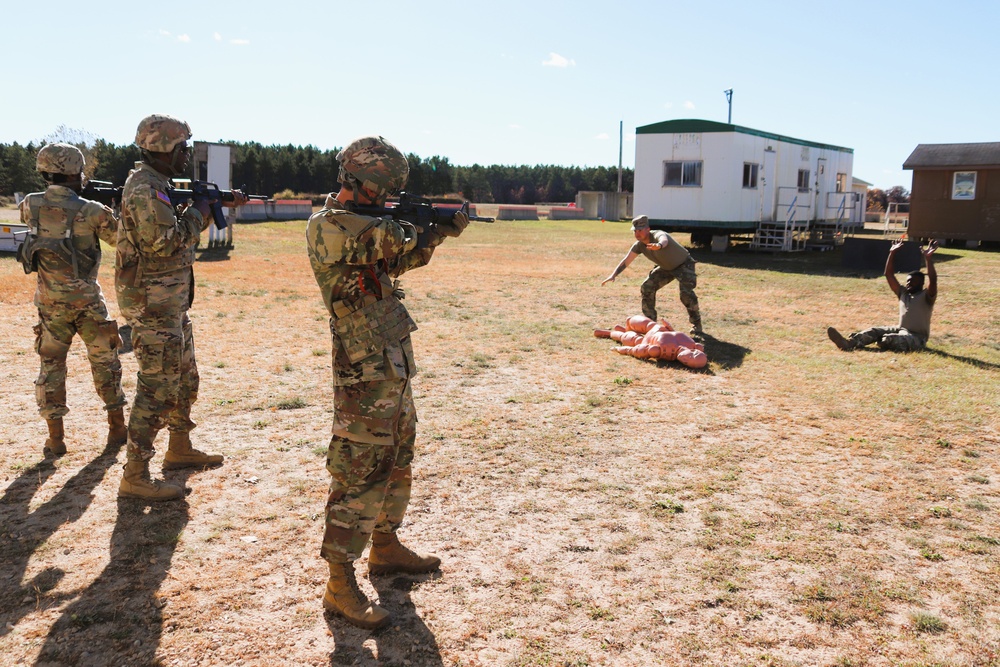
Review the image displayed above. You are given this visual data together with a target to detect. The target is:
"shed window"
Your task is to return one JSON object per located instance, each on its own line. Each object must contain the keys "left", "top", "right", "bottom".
{"left": 952, "top": 171, "right": 976, "bottom": 200}
{"left": 742, "top": 163, "right": 759, "bottom": 189}
{"left": 836, "top": 173, "right": 847, "bottom": 192}
{"left": 797, "top": 169, "right": 811, "bottom": 192}
{"left": 663, "top": 160, "right": 702, "bottom": 187}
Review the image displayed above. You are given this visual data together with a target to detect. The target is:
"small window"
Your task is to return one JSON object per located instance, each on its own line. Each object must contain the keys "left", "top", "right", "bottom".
{"left": 797, "top": 169, "right": 811, "bottom": 192}
{"left": 742, "top": 163, "right": 759, "bottom": 189}
{"left": 952, "top": 171, "right": 976, "bottom": 200}
{"left": 198, "top": 161, "right": 208, "bottom": 181}
{"left": 663, "top": 160, "right": 703, "bottom": 187}
{"left": 836, "top": 173, "right": 846, "bottom": 193}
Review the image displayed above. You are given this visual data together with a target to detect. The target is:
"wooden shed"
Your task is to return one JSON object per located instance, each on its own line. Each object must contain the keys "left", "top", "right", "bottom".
{"left": 902, "top": 143, "right": 1000, "bottom": 245}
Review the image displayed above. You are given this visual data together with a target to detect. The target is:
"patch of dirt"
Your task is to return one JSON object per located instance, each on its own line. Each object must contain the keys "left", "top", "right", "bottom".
{"left": 1, "top": 221, "right": 999, "bottom": 666}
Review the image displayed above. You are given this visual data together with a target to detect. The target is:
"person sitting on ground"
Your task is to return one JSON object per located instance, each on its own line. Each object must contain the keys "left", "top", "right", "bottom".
{"left": 827, "top": 238, "right": 938, "bottom": 352}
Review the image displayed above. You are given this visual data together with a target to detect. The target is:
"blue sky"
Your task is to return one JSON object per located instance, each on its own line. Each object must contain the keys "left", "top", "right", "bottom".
{"left": 3, "top": 0, "right": 996, "bottom": 190}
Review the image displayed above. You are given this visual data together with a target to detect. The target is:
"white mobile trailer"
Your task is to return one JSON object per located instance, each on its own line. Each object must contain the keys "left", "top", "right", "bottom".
{"left": 634, "top": 119, "right": 862, "bottom": 249}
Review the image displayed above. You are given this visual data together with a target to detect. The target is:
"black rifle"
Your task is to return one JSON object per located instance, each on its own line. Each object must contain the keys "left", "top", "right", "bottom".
{"left": 347, "top": 192, "right": 494, "bottom": 248}
{"left": 81, "top": 180, "right": 267, "bottom": 230}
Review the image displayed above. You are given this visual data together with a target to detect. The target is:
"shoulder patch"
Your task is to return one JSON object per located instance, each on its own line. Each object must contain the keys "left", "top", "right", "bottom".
{"left": 155, "top": 190, "right": 172, "bottom": 206}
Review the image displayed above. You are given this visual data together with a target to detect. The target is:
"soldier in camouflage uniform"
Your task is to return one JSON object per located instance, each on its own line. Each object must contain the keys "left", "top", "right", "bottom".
{"left": 115, "top": 114, "right": 247, "bottom": 501}
{"left": 17, "top": 143, "right": 127, "bottom": 457}
{"left": 828, "top": 239, "right": 938, "bottom": 352}
{"left": 601, "top": 215, "right": 703, "bottom": 335}
{"left": 307, "top": 136, "right": 469, "bottom": 629}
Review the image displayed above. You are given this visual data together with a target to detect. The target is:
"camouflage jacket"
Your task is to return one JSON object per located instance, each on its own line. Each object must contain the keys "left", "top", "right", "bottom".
{"left": 19, "top": 185, "right": 118, "bottom": 308}
{"left": 306, "top": 200, "right": 435, "bottom": 385}
{"left": 116, "top": 161, "right": 205, "bottom": 286}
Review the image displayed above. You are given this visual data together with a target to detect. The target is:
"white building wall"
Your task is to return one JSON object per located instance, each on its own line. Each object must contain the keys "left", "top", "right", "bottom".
{"left": 635, "top": 127, "right": 854, "bottom": 227}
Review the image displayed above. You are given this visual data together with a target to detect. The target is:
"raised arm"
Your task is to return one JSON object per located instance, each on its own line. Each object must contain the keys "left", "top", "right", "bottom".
{"left": 602, "top": 250, "right": 640, "bottom": 285}
{"left": 923, "top": 239, "right": 938, "bottom": 304}
{"left": 884, "top": 239, "right": 903, "bottom": 297}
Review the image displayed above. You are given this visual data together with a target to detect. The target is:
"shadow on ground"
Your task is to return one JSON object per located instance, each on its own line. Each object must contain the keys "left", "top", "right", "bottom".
{"left": 327, "top": 571, "right": 443, "bottom": 666}
{"left": 924, "top": 347, "right": 1000, "bottom": 371}
{"left": 0, "top": 438, "right": 125, "bottom": 642}
{"left": 692, "top": 244, "right": 961, "bottom": 278}
{"left": 33, "top": 469, "right": 194, "bottom": 667}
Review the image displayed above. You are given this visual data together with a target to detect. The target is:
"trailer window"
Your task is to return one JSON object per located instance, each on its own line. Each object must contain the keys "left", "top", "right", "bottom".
{"left": 663, "top": 160, "right": 702, "bottom": 187}
{"left": 836, "top": 173, "right": 847, "bottom": 192}
{"left": 797, "top": 169, "right": 811, "bottom": 192}
{"left": 743, "top": 163, "right": 759, "bottom": 189}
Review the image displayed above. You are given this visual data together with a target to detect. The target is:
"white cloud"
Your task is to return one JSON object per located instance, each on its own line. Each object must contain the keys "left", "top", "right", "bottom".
{"left": 663, "top": 102, "right": 674, "bottom": 109}
{"left": 509, "top": 124, "right": 522, "bottom": 130}
{"left": 214, "top": 32, "right": 222, "bottom": 41}
{"left": 595, "top": 133, "right": 610, "bottom": 140}
{"left": 542, "top": 52, "right": 575, "bottom": 68}
{"left": 159, "top": 29, "right": 171, "bottom": 37}
{"left": 625, "top": 133, "right": 636, "bottom": 142}
{"left": 684, "top": 100, "right": 696, "bottom": 110}
{"left": 177, "top": 34, "right": 191, "bottom": 42}
{"left": 230, "top": 38, "right": 250, "bottom": 46}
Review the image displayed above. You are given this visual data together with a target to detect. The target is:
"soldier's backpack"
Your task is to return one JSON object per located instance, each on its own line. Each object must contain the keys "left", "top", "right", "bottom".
{"left": 17, "top": 193, "right": 86, "bottom": 276}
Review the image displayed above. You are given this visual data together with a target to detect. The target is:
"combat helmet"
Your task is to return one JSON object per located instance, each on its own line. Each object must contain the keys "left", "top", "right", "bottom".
{"left": 36, "top": 143, "right": 85, "bottom": 176}
{"left": 337, "top": 136, "right": 408, "bottom": 201}
{"left": 135, "top": 114, "right": 192, "bottom": 153}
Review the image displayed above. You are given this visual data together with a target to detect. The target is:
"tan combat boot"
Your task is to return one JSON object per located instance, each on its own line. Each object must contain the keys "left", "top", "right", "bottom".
{"left": 369, "top": 532, "right": 441, "bottom": 575}
{"left": 107, "top": 408, "right": 127, "bottom": 448}
{"left": 163, "top": 431, "right": 224, "bottom": 470}
{"left": 43, "top": 418, "right": 66, "bottom": 457}
{"left": 118, "top": 458, "right": 184, "bottom": 501}
{"left": 323, "top": 561, "right": 390, "bottom": 630}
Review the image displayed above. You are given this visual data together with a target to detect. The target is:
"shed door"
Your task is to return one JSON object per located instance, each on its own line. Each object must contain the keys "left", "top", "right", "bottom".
{"left": 761, "top": 149, "right": 776, "bottom": 222}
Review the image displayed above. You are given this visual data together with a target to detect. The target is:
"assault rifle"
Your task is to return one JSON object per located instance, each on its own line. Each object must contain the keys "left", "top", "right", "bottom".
{"left": 81, "top": 180, "right": 266, "bottom": 230}
{"left": 348, "top": 192, "right": 494, "bottom": 249}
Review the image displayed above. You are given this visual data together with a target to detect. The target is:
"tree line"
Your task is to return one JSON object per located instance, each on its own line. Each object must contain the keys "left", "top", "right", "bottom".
{"left": 0, "top": 138, "right": 633, "bottom": 204}
{"left": 865, "top": 185, "right": 910, "bottom": 212}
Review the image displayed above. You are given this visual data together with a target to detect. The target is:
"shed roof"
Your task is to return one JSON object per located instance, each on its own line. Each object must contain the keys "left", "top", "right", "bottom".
{"left": 903, "top": 143, "right": 1000, "bottom": 169}
{"left": 635, "top": 119, "right": 853, "bottom": 153}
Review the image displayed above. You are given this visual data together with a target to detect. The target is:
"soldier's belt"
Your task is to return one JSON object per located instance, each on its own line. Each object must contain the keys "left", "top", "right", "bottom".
{"left": 330, "top": 294, "right": 417, "bottom": 364}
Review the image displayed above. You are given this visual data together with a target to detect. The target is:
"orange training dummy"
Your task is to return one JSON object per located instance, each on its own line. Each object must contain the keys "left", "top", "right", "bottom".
{"left": 594, "top": 315, "right": 707, "bottom": 369}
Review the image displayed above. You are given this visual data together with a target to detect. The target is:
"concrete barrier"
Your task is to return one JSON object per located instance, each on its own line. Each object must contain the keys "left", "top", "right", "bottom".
{"left": 548, "top": 206, "right": 583, "bottom": 220}
{"left": 496, "top": 205, "right": 539, "bottom": 221}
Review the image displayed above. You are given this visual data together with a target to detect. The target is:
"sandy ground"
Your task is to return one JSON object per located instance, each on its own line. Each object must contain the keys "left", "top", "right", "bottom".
{"left": 1, "top": 220, "right": 998, "bottom": 667}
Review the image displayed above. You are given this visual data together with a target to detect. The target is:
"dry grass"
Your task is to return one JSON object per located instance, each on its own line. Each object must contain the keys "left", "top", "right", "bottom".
{"left": 1, "top": 219, "right": 998, "bottom": 666}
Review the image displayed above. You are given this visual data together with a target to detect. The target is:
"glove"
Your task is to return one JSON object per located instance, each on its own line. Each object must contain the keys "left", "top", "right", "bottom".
{"left": 439, "top": 210, "right": 469, "bottom": 238}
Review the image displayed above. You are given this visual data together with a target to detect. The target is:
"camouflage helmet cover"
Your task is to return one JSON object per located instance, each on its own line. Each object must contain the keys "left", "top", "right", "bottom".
{"left": 135, "top": 114, "right": 192, "bottom": 152}
{"left": 36, "top": 142, "right": 85, "bottom": 175}
{"left": 337, "top": 135, "right": 408, "bottom": 200}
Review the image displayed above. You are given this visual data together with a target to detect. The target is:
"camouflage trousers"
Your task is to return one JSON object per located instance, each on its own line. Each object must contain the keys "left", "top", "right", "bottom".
{"left": 321, "top": 378, "right": 416, "bottom": 564}
{"left": 641, "top": 258, "right": 701, "bottom": 327}
{"left": 118, "top": 271, "right": 200, "bottom": 461}
{"left": 33, "top": 302, "right": 126, "bottom": 419}
{"left": 850, "top": 326, "right": 927, "bottom": 352}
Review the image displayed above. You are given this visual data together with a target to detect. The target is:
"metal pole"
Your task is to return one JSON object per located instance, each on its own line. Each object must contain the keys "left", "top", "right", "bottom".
{"left": 724, "top": 89, "right": 733, "bottom": 124}
{"left": 617, "top": 120, "right": 623, "bottom": 193}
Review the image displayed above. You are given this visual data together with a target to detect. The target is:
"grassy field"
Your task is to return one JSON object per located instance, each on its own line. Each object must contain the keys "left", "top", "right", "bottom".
{"left": 0, "top": 219, "right": 998, "bottom": 666}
